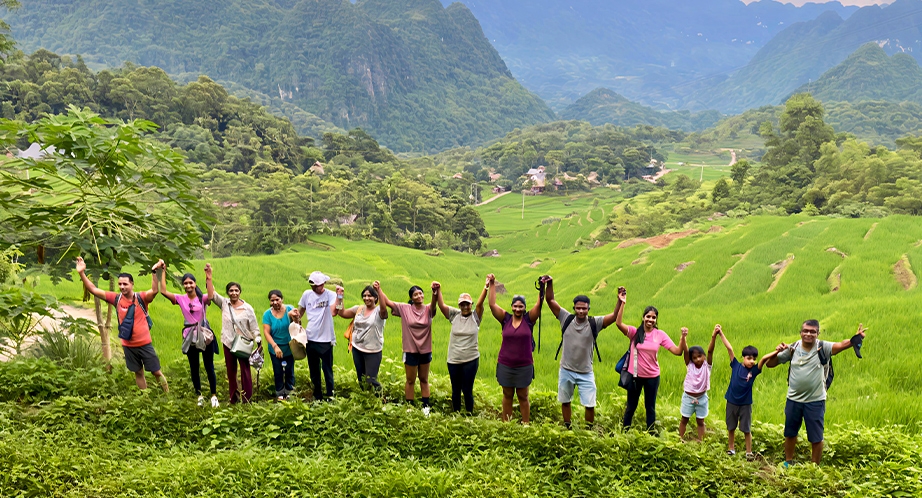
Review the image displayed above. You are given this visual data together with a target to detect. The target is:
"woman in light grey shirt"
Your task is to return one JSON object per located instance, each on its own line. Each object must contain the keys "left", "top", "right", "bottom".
{"left": 205, "top": 264, "right": 260, "bottom": 404}
{"left": 338, "top": 283, "right": 388, "bottom": 391}
{"left": 433, "top": 277, "right": 488, "bottom": 413}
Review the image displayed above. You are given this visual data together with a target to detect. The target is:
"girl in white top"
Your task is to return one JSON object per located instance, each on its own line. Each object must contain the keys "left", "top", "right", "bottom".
{"left": 204, "top": 264, "right": 260, "bottom": 404}
{"left": 337, "top": 283, "right": 388, "bottom": 391}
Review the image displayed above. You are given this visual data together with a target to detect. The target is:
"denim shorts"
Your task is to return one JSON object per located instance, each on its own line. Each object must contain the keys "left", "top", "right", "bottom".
{"left": 557, "top": 368, "right": 597, "bottom": 407}
{"left": 680, "top": 392, "right": 709, "bottom": 419}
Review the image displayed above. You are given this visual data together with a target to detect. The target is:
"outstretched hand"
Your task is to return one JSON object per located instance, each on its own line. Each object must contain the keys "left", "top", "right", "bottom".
{"left": 681, "top": 327, "right": 689, "bottom": 339}
{"left": 776, "top": 342, "right": 788, "bottom": 353}
{"left": 372, "top": 281, "right": 381, "bottom": 291}
{"left": 204, "top": 263, "right": 212, "bottom": 278}
{"left": 486, "top": 274, "right": 495, "bottom": 285}
{"left": 617, "top": 286, "right": 627, "bottom": 304}
{"left": 431, "top": 281, "right": 441, "bottom": 293}
{"left": 713, "top": 324, "right": 722, "bottom": 337}
{"left": 856, "top": 323, "right": 868, "bottom": 338}
{"left": 75, "top": 257, "right": 86, "bottom": 274}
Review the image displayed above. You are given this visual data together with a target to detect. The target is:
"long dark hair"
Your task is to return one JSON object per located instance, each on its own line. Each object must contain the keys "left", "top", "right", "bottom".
{"left": 362, "top": 285, "right": 379, "bottom": 304}
{"left": 636, "top": 305, "right": 658, "bottom": 345}
{"left": 181, "top": 273, "right": 204, "bottom": 301}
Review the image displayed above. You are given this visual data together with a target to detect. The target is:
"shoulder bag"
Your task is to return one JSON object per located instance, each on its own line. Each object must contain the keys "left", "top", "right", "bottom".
{"left": 228, "top": 303, "right": 255, "bottom": 359}
{"left": 617, "top": 341, "right": 637, "bottom": 390}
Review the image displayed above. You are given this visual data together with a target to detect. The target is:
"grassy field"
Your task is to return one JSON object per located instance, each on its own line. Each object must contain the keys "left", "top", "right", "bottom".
{"left": 40, "top": 209, "right": 922, "bottom": 431}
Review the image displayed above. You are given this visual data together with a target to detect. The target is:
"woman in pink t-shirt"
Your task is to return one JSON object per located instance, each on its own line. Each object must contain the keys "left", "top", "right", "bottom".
{"left": 615, "top": 286, "right": 686, "bottom": 431}
{"left": 378, "top": 281, "right": 438, "bottom": 415}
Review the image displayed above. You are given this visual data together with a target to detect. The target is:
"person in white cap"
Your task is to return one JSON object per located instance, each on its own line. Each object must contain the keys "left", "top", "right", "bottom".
{"left": 433, "top": 278, "right": 489, "bottom": 413}
{"left": 296, "top": 271, "right": 343, "bottom": 402}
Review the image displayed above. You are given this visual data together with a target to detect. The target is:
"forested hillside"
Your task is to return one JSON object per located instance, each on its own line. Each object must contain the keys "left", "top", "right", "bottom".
{"left": 792, "top": 43, "right": 922, "bottom": 104}
{"left": 7, "top": 0, "right": 554, "bottom": 152}
{"left": 561, "top": 88, "right": 722, "bottom": 131}
{"left": 692, "top": 0, "right": 922, "bottom": 113}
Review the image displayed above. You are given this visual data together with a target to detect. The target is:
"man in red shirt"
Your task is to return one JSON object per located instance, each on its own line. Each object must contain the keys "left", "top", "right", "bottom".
{"left": 77, "top": 257, "right": 169, "bottom": 392}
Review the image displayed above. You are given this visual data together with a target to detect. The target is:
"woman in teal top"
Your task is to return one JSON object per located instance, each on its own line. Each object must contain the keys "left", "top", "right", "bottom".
{"left": 262, "top": 289, "right": 295, "bottom": 400}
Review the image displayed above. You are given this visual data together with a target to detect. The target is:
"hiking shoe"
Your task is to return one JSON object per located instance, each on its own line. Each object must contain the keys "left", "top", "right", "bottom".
{"left": 421, "top": 406, "right": 431, "bottom": 417}
{"left": 277, "top": 396, "right": 285, "bottom": 402}
{"left": 746, "top": 452, "right": 756, "bottom": 461}
{"left": 210, "top": 395, "right": 220, "bottom": 408}
{"left": 781, "top": 460, "right": 794, "bottom": 469}
{"left": 727, "top": 450, "right": 736, "bottom": 456}
{"left": 197, "top": 395, "right": 205, "bottom": 407}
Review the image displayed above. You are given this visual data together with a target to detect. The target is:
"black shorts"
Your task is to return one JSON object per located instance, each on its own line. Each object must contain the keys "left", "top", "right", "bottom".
{"left": 123, "top": 343, "right": 161, "bottom": 373}
{"left": 784, "top": 399, "right": 825, "bottom": 443}
{"left": 726, "top": 402, "right": 753, "bottom": 433}
{"left": 403, "top": 352, "right": 432, "bottom": 367}
{"left": 496, "top": 363, "right": 533, "bottom": 389}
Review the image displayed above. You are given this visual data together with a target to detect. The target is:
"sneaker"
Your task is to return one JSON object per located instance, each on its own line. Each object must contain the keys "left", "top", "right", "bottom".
{"left": 277, "top": 396, "right": 285, "bottom": 402}
{"left": 422, "top": 406, "right": 431, "bottom": 417}
{"left": 210, "top": 395, "right": 220, "bottom": 408}
{"left": 727, "top": 450, "right": 736, "bottom": 456}
{"left": 746, "top": 452, "right": 756, "bottom": 461}
{"left": 781, "top": 460, "right": 794, "bottom": 469}
{"left": 196, "top": 395, "right": 205, "bottom": 407}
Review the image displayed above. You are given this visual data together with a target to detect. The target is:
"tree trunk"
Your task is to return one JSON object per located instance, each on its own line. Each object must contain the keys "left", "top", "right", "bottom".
{"left": 92, "top": 277, "right": 114, "bottom": 362}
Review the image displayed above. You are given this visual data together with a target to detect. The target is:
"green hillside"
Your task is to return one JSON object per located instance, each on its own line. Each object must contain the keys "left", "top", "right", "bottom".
{"left": 560, "top": 88, "right": 723, "bottom": 131}
{"left": 7, "top": 0, "right": 554, "bottom": 152}
{"left": 691, "top": 0, "right": 922, "bottom": 113}
{"left": 39, "top": 213, "right": 922, "bottom": 429}
{"left": 792, "top": 43, "right": 922, "bottom": 103}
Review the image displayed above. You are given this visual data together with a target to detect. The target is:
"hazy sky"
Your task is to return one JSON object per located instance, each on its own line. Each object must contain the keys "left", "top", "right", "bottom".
{"left": 743, "top": 0, "right": 888, "bottom": 5}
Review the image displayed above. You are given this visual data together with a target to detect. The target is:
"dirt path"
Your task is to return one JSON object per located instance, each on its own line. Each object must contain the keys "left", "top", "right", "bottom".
{"left": 476, "top": 191, "right": 511, "bottom": 206}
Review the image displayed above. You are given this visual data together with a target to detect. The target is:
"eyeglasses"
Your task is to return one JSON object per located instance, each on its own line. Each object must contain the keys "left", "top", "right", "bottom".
{"left": 800, "top": 328, "right": 819, "bottom": 335}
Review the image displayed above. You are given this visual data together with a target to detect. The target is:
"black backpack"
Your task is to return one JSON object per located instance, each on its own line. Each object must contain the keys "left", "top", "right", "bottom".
{"left": 787, "top": 340, "right": 834, "bottom": 390}
{"left": 555, "top": 314, "right": 602, "bottom": 363}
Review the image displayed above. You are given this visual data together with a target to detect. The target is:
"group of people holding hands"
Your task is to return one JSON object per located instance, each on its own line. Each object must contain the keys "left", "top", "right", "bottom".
{"left": 75, "top": 257, "right": 867, "bottom": 467}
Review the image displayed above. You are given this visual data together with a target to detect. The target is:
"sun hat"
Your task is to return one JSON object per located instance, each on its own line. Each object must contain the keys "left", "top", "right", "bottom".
{"left": 308, "top": 271, "right": 330, "bottom": 286}
{"left": 458, "top": 293, "right": 473, "bottom": 305}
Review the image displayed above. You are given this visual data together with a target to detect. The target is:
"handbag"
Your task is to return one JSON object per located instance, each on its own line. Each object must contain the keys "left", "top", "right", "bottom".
{"left": 199, "top": 295, "right": 215, "bottom": 345}
{"left": 289, "top": 322, "right": 307, "bottom": 360}
{"left": 344, "top": 319, "right": 355, "bottom": 352}
{"left": 618, "top": 341, "right": 637, "bottom": 390}
{"left": 228, "top": 305, "right": 255, "bottom": 359}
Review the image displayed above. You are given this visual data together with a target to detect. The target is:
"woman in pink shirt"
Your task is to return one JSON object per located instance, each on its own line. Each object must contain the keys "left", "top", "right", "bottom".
{"left": 378, "top": 281, "right": 438, "bottom": 415}
{"left": 615, "top": 286, "right": 686, "bottom": 431}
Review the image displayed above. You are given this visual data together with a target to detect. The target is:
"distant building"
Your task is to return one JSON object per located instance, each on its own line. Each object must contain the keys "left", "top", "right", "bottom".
{"left": 452, "top": 172, "right": 464, "bottom": 179}
{"left": 489, "top": 172, "right": 502, "bottom": 182}
{"left": 525, "top": 166, "right": 546, "bottom": 194}
{"left": 17, "top": 143, "right": 56, "bottom": 159}
{"left": 309, "top": 161, "right": 325, "bottom": 175}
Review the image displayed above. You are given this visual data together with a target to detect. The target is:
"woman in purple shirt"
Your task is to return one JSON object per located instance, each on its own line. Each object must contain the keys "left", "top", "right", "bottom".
{"left": 487, "top": 273, "right": 544, "bottom": 424}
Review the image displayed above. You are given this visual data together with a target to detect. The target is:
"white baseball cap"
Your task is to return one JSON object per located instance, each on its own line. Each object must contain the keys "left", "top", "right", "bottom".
{"left": 308, "top": 271, "right": 330, "bottom": 286}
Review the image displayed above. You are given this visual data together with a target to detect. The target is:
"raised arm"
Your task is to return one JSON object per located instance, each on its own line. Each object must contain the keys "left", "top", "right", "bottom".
{"left": 527, "top": 278, "right": 545, "bottom": 323}
{"left": 338, "top": 303, "right": 357, "bottom": 320}
{"left": 158, "top": 264, "right": 178, "bottom": 304}
{"left": 670, "top": 327, "right": 688, "bottom": 356}
{"left": 373, "top": 281, "right": 388, "bottom": 319}
{"left": 75, "top": 257, "right": 107, "bottom": 300}
{"left": 764, "top": 342, "right": 789, "bottom": 368}
{"left": 683, "top": 328, "right": 691, "bottom": 365}
{"left": 601, "top": 290, "right": 622, "bottom": 328}
{"left": 706, "top": 326, "right": 718, "bottom": 365}
{"left": 715, "top": 325, "right": 734, "bottom": 360}
{"left": 204, "top": 263, "right": 215, "bottom": 302}
{"left": 614, "top": 286, "right": 630, "bottom": 335}
{"left": 758, "top": 350, "right": 779, "bottom": 370}
{"left": 430, "top": 281, "right": 442, "bottom": 319}
{"left": 332, "top": 285, "right": 344, "bottom": 318}
{"left": 148, "top": 260, "right": 164, "bottom": 301}
{"left": 487, "top": 274, "right": 506, "bottom": 323}
{"left": 831, "top": 323, "right": 867, "bottom": 355}
{"left": 475, "top": 279, "right": 487, "bottom": 319}
{"left": 376, "top": 282, "right": 398, "bottom": 314}
{"left": 544, "top": 276, "right": 561, "bottom": 317}
{"left": 432, "top": 281, "right": 450, "bottom": 319}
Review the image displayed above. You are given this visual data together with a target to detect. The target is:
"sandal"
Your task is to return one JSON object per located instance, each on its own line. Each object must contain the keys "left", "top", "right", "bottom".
{"left": 746, "top": 452, "right": 756, "bottom": 461}
{"left": 726, "top": 450, "right": 736, "bottom": 456}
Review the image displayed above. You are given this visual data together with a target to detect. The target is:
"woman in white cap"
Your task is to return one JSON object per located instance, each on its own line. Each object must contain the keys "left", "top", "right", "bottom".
{"left": 432, "top": 278, "right": 488, "bottom": 413}
{"left": 337, "top": 282, "right": 388, "bottom": 391}
{"left": 296, "top": 271, "right": 342, "bottom": 402}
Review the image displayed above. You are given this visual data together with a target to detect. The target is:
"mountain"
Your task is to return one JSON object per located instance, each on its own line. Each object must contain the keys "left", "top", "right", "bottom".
{"left": 439, "top": 0, "right": 858, "bottom": 110}
{"left": 560, "top": 88, "right": 722, "bottom": 131}
{"left": 693, "top": 0, "right": 922, "bottom": 113}
{"left": 791, "top": 43, "right": 922, "bottom": 104}
{"left": 7, "top": 0, "right": 555, "bottom": 153}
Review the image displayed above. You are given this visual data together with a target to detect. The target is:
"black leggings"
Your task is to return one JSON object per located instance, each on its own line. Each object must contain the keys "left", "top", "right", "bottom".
{"left": 623, "top": 375, "right": 660, "bottom": 430}
{"left": 306, "top": 341, "right": 335, "bottom": 401}
{"left": 447, "top": 358, "right": 479, "bottom": 413}
{"left": 352, "top": 348, "right": 383, "bottom": 391}
{"left": 186, "top": 348, "right": 217, "bottom": 396}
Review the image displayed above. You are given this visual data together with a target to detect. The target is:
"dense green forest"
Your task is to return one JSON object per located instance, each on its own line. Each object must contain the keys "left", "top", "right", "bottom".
{"left": 691, "top": 1, "right": 922, "bottom": 113}
{"left": 792, "top": 43, "right": 922, "bottom": 104}
{"left": 560, "top": 88, "right": 722, "bottom": 132}
{"left": 7, "top": 0, "right": 554, "bottom": 152}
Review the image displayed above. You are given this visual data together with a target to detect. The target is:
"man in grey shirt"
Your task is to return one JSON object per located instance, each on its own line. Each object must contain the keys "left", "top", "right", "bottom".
{"left": 544, "top": 276, "right": 621, "bottom": 428}
{"left": 766, "top": 319, "right": 867, "bottom": 466}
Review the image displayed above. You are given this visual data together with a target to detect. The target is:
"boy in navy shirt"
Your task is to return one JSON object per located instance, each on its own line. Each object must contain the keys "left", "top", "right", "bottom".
{"left": 714, "top": 325, "right": 779, "bottom": 459}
